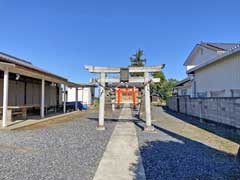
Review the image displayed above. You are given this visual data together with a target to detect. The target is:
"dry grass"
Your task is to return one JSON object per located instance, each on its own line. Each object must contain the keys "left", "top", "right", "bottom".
{"left": 15, "top": 109, "right": 97, "bottom": 131}
{"left": 0, "top": 144, "right": 33, "bottom": 152}
{"left": 153, "top": 108, "right": 240, "bottom": 155}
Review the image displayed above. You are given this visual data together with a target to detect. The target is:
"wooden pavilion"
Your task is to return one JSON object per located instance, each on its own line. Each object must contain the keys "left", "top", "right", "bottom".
{"left": 0, "top": 52, "right": 90, "bottom": 128}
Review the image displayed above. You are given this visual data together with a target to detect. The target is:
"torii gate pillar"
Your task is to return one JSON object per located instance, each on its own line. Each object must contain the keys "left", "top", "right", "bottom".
{"left": 144, "top": 72, "right": 154, "bottom": 131}
{"left": 97, "top": 72, "right": 106, "bottom": 130}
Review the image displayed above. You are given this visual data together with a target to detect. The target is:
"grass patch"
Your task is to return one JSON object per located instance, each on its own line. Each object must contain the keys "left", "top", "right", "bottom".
{"left": 14, "top": 109, "right": 97, "bottom": 131}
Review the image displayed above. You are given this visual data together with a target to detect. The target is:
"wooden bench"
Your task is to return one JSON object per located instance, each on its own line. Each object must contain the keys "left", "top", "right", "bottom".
{"left": 1, "top": 105, "right": 60, "bottom": 123}
{"left": 0, "top": 106, "right": 32, "bottom": 122}
{"left": 33, "top": 105, "right": 58, "bottom": 115}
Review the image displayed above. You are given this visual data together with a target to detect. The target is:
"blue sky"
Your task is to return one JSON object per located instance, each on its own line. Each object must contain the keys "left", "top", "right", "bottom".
{"left": 1, "top": 0, "right": 240, "bottom": 82}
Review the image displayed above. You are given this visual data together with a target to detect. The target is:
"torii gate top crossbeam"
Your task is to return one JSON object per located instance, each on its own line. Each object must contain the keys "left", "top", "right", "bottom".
{"left": 84, "top": 64, "right": 165, "bottom": 73}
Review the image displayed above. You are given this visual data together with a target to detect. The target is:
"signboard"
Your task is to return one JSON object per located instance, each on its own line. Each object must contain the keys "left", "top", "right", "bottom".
{"left": 120, "top": 68, "right": 129, "bottom": 82}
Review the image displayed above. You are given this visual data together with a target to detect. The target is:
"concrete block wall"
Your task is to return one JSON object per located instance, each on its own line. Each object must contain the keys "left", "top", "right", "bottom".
{"left": 166, "top": 96, "right": 178, "bottom": 112}
{"left": 179, "top": 96, "right": 187, "bottom": 114}
{"left": 166, "top": 96, "right": 240, "bottom": 129}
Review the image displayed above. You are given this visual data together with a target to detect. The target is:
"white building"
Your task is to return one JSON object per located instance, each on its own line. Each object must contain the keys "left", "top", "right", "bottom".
{"left": 174, "top": 77, "right": 191, "bottom": 96}
{"left": 179, "top": 42, "right": 240, "bottom": 97}
{"left": 67, "top": 85, "right": 95, "bottom": 106}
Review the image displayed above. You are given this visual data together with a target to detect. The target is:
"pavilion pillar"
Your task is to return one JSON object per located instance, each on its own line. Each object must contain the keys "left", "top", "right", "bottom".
{"left": 41, "top": 79, "right": 45, "bottom": 118}
{"left": 75, "top": 87, "right": 78, "bottom": 111}
{"left": 81, "top": 87, "right": 84, "bottom": 103}
{"left": 63, "top": 84, "right": 67, "bottom": 113}
{"left": 144, "top": 72, "right": 154, "bottom": 131}
{"left": 97, "top": 72, "right": 106, "bottom": 130}
{"left": 2, "top": 69, "right": 9, "bottom": 128}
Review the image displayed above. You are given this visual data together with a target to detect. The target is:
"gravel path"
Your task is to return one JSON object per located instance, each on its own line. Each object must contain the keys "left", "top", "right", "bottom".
{"left": 1, "top": 107, "right": 239, "bottom": 180}
{"left": 0, "top": 112, "right": 115, "bottom": 180}
{"left": 135, "top": 106, "right": 240, "bottom": 180}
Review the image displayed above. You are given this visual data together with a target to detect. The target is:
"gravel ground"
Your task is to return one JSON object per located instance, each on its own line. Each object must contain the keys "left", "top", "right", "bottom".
{"left": 0, "top": 112, "right": 115, "bottom": 180}
{"left": 135, "top": 106, "right": 240, "bottom": 180}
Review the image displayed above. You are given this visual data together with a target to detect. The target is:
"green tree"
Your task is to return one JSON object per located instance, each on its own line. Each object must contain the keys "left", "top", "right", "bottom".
{"left": 151, "top": 71, "right": 166, "bottom": 82}
{"left": 151, "top": 72, "right": 178, "bottom": 101}
{"left": 128, "top": 49, "right": 178, "bottom": 101}
{"left": 129, "top": 49, "right": 146, "bottom": 76}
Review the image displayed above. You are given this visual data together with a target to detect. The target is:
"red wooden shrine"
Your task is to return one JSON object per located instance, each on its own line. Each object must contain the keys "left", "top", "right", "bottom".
{"left": 115, "top": 87, "right": 138, "bottom": 108}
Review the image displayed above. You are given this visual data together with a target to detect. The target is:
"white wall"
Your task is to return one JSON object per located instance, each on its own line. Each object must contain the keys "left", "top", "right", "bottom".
{"left": 177, "top": 87, "right": 191, "bottom": 96}
{"left": 186, "top": 46, "right": 219, "bottom": 71}
{"left": 186, "top": 65, "right": 197, "bottom": 71}
{"left": 194, "top": 52, "right": 240, "bottom": 97}
{"left": 176, "top": 80, "right": 192, "bottom": 96}
{"left": 67, "top": 87, "right": 94, "bottom": 105}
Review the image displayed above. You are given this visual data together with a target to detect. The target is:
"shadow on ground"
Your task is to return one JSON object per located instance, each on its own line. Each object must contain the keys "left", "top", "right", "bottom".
{"left": 162, "top": 106, "right": 240, "bottom": 144}
{"left": 133, "top": 121, "right": 240, "bottom": 180}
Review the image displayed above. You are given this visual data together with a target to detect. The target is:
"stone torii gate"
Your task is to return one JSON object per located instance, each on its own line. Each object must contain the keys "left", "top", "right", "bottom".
{"left": 85, "top": 65, "right": 165, "bottom": 131}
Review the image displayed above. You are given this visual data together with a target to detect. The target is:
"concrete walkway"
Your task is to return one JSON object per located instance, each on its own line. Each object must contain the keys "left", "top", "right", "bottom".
{"left": 93, "top": 105, "right": 146, "bottom": 180}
